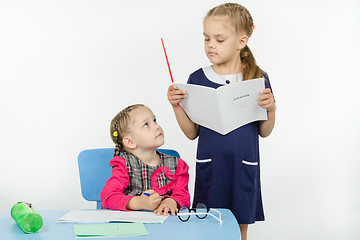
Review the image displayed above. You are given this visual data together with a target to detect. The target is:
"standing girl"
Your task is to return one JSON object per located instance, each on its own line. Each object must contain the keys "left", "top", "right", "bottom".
{"left": 167, "top": 3, "right": 275, "bottom": 239}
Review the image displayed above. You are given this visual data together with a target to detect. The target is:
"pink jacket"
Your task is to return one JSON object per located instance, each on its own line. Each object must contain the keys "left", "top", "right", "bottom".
{"left": 100, "top": 155, "right": 190, "bottom": 210}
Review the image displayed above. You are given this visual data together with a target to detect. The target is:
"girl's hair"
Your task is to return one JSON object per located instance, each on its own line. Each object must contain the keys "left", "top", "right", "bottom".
{"left": 110, "top": 104, "right": 144, "bottom": 157}
{"left": 206, "top": 3, "right": 262, "bottom": 80}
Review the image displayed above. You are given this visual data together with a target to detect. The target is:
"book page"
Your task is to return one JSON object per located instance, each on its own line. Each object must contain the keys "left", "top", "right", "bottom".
{"left": 175, "top": 83, "right": 223, "bottom": 131}
{"left": 175, "top": 78, "right": 267, "bottom": 135}
{"left": 217, "top": 78, "right": 267, "bottom": 134}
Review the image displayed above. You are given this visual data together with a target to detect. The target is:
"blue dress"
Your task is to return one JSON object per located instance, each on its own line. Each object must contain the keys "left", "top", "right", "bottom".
{"left": 188, "top": 67, "right": 273, "bottom": 224}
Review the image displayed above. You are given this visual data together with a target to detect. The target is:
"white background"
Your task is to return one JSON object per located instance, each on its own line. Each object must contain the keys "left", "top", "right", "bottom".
{"left": 1, "top": 0, "right": 359, "bottom": 239}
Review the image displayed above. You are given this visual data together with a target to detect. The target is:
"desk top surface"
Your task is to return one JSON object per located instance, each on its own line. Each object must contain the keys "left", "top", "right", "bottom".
{"left": 0, "top": 209, "right": 240, "bottom": 240}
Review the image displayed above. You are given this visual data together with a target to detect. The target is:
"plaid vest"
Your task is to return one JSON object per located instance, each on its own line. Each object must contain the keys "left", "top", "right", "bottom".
{"left": 122, "top": 151, "right": 178, "bottom": 196}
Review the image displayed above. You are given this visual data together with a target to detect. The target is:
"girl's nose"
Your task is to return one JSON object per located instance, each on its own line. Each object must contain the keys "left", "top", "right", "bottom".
{"left": 208, "top": 39, "right": 215, "bottom": 48}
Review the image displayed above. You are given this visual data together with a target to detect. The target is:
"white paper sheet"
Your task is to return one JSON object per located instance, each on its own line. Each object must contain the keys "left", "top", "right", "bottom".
{"left": 57, "top": 210, "right": 168, "bottom": 224}
{"left": 175, "top": 78, "right": 267, "bottom": 135}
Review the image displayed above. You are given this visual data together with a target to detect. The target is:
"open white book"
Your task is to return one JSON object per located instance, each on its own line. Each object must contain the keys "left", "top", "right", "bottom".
{"left": 175, "top": 78, "right": 267, "bottom": 135}
{"left": 57, "top": 210, "right": 168, "bottom": 224}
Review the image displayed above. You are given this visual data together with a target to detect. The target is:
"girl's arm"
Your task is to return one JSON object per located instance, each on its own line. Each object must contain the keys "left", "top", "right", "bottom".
{"left": 100, "top": 157, "right": 134, "bottom": 210}
{"left": 167, "top": 85, "right": 199, "bottom": 140}
{"left": 258, "top": 88, "right": 276, "bottom": 137}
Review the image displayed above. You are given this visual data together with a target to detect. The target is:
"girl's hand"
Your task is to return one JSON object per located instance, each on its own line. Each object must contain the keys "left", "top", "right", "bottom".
{"left": 127, "top": 190, "right": 162, "bottom": 211}
{"left": 258, "top": 88, "right": 275, "bottom": 112}
{"left": 154, "top": 198, "right": 178, "bottom": 216}
{"left": 140, "top": 190, "right": 162, "bottom": 210}
{"left": 167, "top": 85, "right": 186, "bottom": 107}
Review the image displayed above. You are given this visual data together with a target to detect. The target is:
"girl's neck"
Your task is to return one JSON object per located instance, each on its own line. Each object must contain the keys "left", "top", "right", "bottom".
{"left": 212, "top": 57, "right": 242, "bottom": 75}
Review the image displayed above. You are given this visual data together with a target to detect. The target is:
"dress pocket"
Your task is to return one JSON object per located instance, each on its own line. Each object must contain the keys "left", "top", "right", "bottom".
{"left": 240, "top": 160, "right": 258, "bottom": 192}
{"left": 195, "top": 159, "right": 212, "bottom": 190}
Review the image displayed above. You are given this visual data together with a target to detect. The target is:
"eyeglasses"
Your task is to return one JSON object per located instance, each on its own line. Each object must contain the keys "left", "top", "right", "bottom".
{"left": 177, "top": 203, "right": 223, "bottom": 225}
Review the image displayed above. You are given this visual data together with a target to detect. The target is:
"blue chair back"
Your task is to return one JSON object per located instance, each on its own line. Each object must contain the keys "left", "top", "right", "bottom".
{"left": 78, "top": 148, "right": 180, "bottom": 209}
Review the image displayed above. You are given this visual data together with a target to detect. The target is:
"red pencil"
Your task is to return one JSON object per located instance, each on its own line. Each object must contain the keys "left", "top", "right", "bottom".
{"left": 161, "top": 38, "right": 179, "bottom": 106}
{"left": 161, "top": 38, "right": 174, "bottom": 82}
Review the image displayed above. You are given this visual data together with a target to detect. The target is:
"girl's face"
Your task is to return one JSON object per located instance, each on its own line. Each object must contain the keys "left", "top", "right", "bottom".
{"left": 203, "top": 16, "right": 245, "bottom": 68}
{"left": 127, "top": 106, "right": 164, "bottom": 151}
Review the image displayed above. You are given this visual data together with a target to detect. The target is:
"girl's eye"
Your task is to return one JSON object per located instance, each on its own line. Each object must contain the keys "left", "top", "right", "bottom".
{"left": 204, "top": 38, "right": 210, "bottom": 41}
{"left": 144, "top": 123, "right": 149, "bottom": 127}
{"left": 217, "top": 39, "right": 224, "bottom": 43}
{"left": 153, "top": 118, "right": 157, "bottom": 123}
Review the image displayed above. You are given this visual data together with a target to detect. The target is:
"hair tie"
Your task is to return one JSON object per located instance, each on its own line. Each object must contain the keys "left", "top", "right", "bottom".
{"left": 252, "top": 26, "right": 255, "bottom": 31}
{"left": 113, "top": 131, "right": 118, "bottom": 137}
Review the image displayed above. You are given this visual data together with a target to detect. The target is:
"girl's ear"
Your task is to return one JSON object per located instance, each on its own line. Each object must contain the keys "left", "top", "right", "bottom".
{"left": 237, "top": 34, "right": 249, "bottom": 50}
{"left": 122, "top": 136, "right": 137, "bottom": 149}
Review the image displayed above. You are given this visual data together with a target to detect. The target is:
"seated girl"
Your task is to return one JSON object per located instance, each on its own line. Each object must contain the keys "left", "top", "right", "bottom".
{"left": 100, "top": 104, "right": 190, "bottom": 216}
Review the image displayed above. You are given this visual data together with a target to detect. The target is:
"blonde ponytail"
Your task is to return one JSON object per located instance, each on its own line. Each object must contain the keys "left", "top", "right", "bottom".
{"left": 240, "top": 45, "right": 262, "bottom": 80}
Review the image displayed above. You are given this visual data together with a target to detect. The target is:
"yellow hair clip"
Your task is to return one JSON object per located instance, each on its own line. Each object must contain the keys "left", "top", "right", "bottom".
{"left": 113, "top": 131, "right": 118, "bottom": 137}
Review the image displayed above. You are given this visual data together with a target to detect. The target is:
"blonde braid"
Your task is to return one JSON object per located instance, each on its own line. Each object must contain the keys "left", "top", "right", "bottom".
{"left": 110, "top": 104, "right": 144, "bottom": 157}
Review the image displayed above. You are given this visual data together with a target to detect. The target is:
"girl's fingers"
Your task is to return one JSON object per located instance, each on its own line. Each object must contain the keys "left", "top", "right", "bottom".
{"left": 170, "top": 207, "right": 178, "bottom": 216}
{"left": 168, "top": 84, "right": 176, "bottom": 91}
{"left": 259, "top": 101, "right": 272, "bottom": 108}
{"left": 259, "top": 98, "right": 272, "bottom": 106}
{"left": 144, "top": 189, "right": 155, "bottom": 194}
{"left": 162, "top": 207, "right": 170, "bottom": 216}
{"left": 258, "top": 94, "right": 268, "bottom": 101}
{"left": 261, "top": 88, "right": 271, "bottom": 94}
{"left": 259, "top": 92, "right": 273, "bottom": 101}
{"left": 168, "top": 85, "right": 185, "bottom": 95}
{"left": 259, "top": 88, "right": 273, "bottom": 100}
{"left": 155, "top": 205, "right": 164, "bottom": 215}
{"left": 259, "top": 100, "right": 275, "bottom": 112}
{"left": 168, "top": 85, "right": 186, "bottom": 104}
{"left": 175, "top": 90, "right": 186, "bottom": 97}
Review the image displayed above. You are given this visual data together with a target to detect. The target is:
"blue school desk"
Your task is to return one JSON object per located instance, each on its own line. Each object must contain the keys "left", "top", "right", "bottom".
{"left": 0, "top": 209, "right": 240, "bottom": 240}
